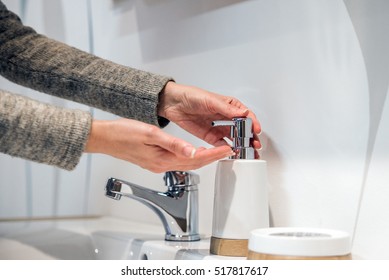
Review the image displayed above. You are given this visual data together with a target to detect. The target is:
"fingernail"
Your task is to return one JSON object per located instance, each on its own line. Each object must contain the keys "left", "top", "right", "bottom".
{"left": 241, "top": 108, "right": 249, "bottom": 115}
{"left": 190, "top": 148, "right": 197, "bottom": 158}
{"left": 183, "top": 146, "right": 196, "bottom": 158}
{"left": 227, "top": 151, "right": 236, "bottom": 157}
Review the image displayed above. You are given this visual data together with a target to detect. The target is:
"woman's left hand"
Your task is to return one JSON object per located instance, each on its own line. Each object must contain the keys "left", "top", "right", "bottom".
{"left": 85, "top": 118, "right": 235, "bottom": 173}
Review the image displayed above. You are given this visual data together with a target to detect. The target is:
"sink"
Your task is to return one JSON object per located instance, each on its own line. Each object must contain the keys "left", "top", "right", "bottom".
{"left": 136, "top": 239, "right": 240, "bottom": 260}
{"left": 91, "top": 230, "right": 162, "bottom": 260}
{"left": 0, "top": 228, "right": 98, "bottom": 259}
{"left": 0, "top": 216, "right": 242, "bottom": 260}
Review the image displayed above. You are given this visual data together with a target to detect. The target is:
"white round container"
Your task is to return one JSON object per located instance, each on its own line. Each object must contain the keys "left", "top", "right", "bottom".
{"left": 247, "top": 227, "right": 352, "bottom": 260}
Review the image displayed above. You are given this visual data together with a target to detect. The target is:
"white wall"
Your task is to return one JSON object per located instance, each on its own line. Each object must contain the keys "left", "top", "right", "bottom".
{"left": 1, "top": 0, "right": 389, "bottom": 259}
{"left": 343, "top": 0, "right": 389, "bottom": 259}
{"left": 0, "top": 0, "right": 97, "bottom": 218}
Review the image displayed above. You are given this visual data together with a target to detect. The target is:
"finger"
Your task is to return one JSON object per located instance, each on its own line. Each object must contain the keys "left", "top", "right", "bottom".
{"left": 254, "top": 149, "right": 260, "bottom": 159}
{"left": 191, "top": 145, "right": 234, "bottom": 163}
{"left": 224, "top": 97, "right": 261, "bottom": 134}
{"left": 195, "top": 147, "right": 207, "bottom": 153}
{"left": 213, "top": 138, "right": 230, "bottom": 147}
{"left": 213, "top": 97, "right": 262, "bottom": 134}
{"left": 147, "top": 129, "right": 196, "bottom": 158}
{"left": 170, "top": 146, "right": 235, "bottom": 170}
{"left": 210, "top": 96, "right": 249, "bottom": 119}
{"left": 247, "top": 110, "right": 261, "bottom": 134}
{"left": 155, "top": 145, "right": 235, "bottom": 172}
{"left": 252, "top": 133, "right": 262, "bottom": 149}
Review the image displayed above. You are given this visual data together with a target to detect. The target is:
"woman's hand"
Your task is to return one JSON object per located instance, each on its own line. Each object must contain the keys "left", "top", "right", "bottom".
{"left": 158, "top": 82, "right": 261, "bottom": 150}
{"left": 85, "top": 118, "right": 235, "bottom": 173}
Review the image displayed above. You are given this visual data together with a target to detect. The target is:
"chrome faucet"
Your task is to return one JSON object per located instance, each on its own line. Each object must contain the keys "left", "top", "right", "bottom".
{"left": 105, "top": 171, "right": 200, "bottom": 241}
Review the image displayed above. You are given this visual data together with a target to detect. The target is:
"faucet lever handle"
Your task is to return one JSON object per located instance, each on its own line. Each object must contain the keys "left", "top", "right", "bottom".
{"left": 164, "top": 171, "right": 200, "bottom": 188}
{"left": 105, "top": 178, "right": 123, "bottom": 200}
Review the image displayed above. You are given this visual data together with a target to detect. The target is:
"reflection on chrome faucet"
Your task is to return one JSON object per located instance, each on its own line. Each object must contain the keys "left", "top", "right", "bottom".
{"left": 105, "top": 171, "right": 200, "bottom": 241}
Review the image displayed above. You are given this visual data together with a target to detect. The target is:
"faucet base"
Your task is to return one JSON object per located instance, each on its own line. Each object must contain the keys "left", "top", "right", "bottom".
{"left": 166, "top": 233, "right": 200, "bottom": 242}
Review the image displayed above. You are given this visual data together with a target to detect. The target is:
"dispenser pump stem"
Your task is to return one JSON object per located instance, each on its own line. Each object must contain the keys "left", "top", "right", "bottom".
{"left": 212, "top": 117, "right": 255, "bottom": 159}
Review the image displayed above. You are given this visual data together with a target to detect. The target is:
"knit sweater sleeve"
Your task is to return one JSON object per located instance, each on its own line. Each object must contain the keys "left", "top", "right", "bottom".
{"left": 0, "top": 90, "right": 92, "bottom": 170}
{"left": 0, "top": 2, "right": 173, "bottom": 170}
{"left": 0, "top": 1, "right": 173, "bottom": 126}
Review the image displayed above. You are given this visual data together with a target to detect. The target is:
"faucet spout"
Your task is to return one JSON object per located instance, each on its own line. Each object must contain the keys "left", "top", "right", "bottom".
{"left": 105, "top": 171, "right": 200, "bottom": 242}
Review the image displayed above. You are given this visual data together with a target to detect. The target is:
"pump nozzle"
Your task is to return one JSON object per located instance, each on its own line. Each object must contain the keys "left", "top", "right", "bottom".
{"left": 212, "top": 117, "right": 255, "bottom": 159}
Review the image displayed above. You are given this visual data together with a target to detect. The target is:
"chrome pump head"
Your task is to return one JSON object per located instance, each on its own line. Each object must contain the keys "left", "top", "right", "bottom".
{"left": 212, "top": 117, "right": 255, "bottom": 159}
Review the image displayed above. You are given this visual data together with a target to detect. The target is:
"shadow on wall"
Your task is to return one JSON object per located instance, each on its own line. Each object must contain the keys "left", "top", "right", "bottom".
{"left": 343, "top": 0, "right": 389, "bottom": 236}
{"left": 112, "top": 0, "right": 247, "bottom": 16}
{"left": 111, "top": 0, "right": 272, "bottom": 62}
{"left": 343, "top": 0, "right": 389, "bottom": 254}
{"left": 259, "top": 132, "right": 288, "bottom": 227}
{"left": 343, "top": 0, "right": 389, "bottom": 167}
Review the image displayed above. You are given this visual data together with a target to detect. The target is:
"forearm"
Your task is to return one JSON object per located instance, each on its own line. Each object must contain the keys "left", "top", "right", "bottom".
{"left": 0, "top": 1, "right": 172, "bottom": 127}
{"left": 0, "top": 90, "right": 91, "bottom": 170}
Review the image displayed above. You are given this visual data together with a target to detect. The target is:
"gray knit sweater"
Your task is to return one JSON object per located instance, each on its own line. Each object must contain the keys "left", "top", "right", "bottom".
{"left": 0, "top": 2, "right": 172, "bottom": 170}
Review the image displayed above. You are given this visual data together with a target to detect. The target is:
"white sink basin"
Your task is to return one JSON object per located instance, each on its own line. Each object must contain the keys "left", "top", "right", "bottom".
{"left": 0, "top": 216, "right": 242, "bottom": 260}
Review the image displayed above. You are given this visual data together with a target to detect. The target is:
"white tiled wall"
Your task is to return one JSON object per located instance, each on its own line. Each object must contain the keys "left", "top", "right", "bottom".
{"left": 1, "top": 0, "right": 389, "bottom": 259}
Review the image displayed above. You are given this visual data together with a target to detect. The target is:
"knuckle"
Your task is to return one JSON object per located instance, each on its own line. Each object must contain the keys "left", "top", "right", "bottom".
{"left": 145, "top": 125, "right": 159, "bottom": 138}
{"left": 168, "top": 138, "right": 181, "bottom": 152}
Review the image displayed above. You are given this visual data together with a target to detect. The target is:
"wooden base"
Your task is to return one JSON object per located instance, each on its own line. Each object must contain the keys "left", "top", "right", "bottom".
{"left": 210, "top": 236, "right": 248, "bottom": 257}
{"left": 247, "top": 250, "right": 352, "bottom": 260}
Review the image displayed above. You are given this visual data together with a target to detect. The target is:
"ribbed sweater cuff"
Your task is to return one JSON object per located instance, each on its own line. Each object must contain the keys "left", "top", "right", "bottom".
{"left": 0, "top": 91, "right": 92, "bottom": 170}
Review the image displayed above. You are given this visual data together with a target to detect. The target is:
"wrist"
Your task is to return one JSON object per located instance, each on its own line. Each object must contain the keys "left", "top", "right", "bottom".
{"left": 158, "top": 81, "right": 178, "bottom": 118}
{"left": 85, "top": 119, "right": 109, "bottom": 154}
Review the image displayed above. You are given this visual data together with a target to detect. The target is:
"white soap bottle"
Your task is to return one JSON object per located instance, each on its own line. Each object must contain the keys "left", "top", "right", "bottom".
{"left": 210, "top": 117, "right": 269, "bottom": 257}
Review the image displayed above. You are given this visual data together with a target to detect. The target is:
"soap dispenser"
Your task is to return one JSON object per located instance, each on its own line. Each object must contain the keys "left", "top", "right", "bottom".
{"left": 210, "top": 117, "right": 269, "bottom": 257}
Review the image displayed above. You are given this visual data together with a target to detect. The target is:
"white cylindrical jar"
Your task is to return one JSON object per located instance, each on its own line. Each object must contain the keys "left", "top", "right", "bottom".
{"left": 210, "top": 159, "right": 269, "bottom": 256}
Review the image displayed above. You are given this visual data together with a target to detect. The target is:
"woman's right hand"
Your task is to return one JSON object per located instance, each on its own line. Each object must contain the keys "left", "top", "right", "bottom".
{"left": 158, "top": 82, "right": 261, "bottom": 151}
{"left": 84, "top": 118, "right": 234, "bottom": 173}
